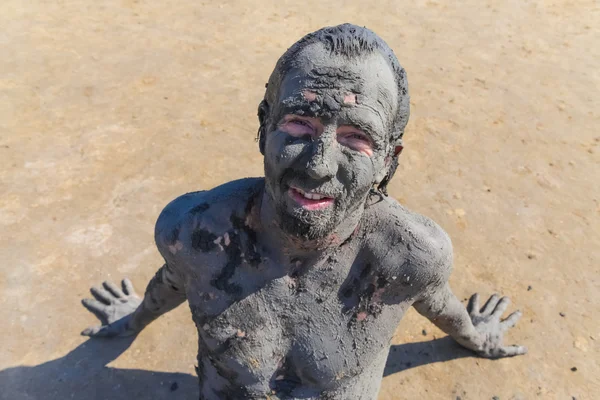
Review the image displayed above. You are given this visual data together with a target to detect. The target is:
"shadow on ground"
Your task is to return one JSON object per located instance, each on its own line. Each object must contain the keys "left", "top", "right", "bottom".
{"left": 383, "top": 336, "right": 473, "bottom": 377}
{"left": 0, "top": 338, "right": 199, "bottom": 400}
{"left": 0, "top": 336, "right": 472, "bottom": 399}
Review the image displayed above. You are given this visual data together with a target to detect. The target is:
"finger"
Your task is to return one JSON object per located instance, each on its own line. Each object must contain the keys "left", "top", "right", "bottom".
{"left": 122, "top": 278, "right": 136, "bottom": 296}
{"left": 82, "top": 298, "right": 108, "bottom": 314}
{"left": 501, "top": 310, "right": 523, "bottom": 330}
{"left": 467, "top": 293, "right": 480, "bottom": 316}
{"left": 90, "top": 286, "right": 113, "bottom": 305}
{"left": 480, "top": 294, "right": 500, "bottom": 315}
{"left": 492, "top": 296, "right": 510, "bottom": 318}
{"left": 103, "top": 281, "right": 124, "bottom": 298}
{"left": 498, "top": 345, "right": 527, "bottom": 357}
{"left": 81, "top": 325, "right": 103, "bottom": 336}
{"left": 81, "top": 325, "right": 113, "bottom": 337}
{"left": 81, "top": 299, "right": 109, "bottom": 325}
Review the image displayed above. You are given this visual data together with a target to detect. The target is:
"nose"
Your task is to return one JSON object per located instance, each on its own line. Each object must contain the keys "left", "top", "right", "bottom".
{"left": 306, "top": 129, "right": 337, "bottom": 180}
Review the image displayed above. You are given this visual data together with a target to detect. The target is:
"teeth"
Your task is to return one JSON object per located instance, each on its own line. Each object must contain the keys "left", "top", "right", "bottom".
{"left": 294, "top": 188, "right": 325, "bottom": 201}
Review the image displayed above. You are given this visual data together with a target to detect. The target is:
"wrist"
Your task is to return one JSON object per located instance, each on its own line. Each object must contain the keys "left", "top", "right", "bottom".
{"left": 129, "top": 305, "right": 155, "bottom": 333}
{"left": 455, "top": 331, "right": 485, "bottom": 352}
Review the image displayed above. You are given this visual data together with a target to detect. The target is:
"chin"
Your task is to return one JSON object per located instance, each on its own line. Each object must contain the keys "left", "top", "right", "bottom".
{"left": 278, "top": 205, "right": 339, "bottom": 241}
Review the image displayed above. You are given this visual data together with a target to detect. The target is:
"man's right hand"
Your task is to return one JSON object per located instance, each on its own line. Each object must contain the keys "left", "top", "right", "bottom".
{"left": 81, "top": 279, "right": 142, "bottom": 337}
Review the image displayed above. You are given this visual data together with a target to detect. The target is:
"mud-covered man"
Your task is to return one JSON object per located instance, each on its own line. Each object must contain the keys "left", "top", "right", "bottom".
{"left": 81, "top": 24, "right": 526, "bottom": 399}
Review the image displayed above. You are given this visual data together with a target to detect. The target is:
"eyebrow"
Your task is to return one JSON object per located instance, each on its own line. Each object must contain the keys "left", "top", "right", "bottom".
{"left": 278, "top": 99, "right": 318, "bottom": 119}
{"left": 277, "top": 92, "right": 387, "bottom": 135}
{"left": 339, "top": 111, "right": 384, "bottom": 140}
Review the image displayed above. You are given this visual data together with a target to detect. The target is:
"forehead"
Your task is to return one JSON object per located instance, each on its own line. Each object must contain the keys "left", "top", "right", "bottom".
{"left": 277, "top": 43, "right": 398, "bottom": 122}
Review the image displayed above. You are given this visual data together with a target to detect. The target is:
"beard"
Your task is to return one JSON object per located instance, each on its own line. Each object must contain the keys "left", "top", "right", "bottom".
{"left": 276, "top": 199, "right": 341, "bottom": 240}
{"left": 266, "top": 168, "right": 368, "bottom": 241}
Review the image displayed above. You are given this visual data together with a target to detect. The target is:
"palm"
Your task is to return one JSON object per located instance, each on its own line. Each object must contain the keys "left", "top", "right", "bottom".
{"left": 81, "top": 279, "right": 142, "bottom": 337}
{"left": 467, "top": 293, "right": 527, "bottom": 358}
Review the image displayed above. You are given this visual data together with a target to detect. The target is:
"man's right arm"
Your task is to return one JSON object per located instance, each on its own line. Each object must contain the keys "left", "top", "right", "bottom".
{"left": 81, "top": 195, "right": 193, "bottom": 337}
{"left": 81, "top": 263, "right": 186, "bottom": 337}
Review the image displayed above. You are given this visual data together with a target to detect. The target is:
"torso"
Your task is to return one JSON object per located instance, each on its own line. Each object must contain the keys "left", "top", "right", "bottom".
{"left": 155, "top": 178, "right": 450, "bottom": 400}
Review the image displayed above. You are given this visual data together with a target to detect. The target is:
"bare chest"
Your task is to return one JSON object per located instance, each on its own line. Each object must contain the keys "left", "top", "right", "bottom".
{"left": 183, "top": 250, "right": 414, "bottom": 397}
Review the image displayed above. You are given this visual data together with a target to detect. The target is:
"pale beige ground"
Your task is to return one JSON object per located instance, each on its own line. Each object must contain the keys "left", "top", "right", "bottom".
{"left": 1, "top": 1, "right": 598, "bottom": 399}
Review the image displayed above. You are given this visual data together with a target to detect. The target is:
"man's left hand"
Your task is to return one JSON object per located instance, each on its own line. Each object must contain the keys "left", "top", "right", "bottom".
{"left": 467, "top": 293, "right": 528, "bottom": 358}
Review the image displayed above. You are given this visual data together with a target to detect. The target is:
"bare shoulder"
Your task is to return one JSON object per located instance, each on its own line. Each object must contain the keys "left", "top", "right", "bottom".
{"left": 154, "top": 177, "right": 264, "bottom": 262}
{"left": 363, "top": 195, "right": 454, "bottom": 286}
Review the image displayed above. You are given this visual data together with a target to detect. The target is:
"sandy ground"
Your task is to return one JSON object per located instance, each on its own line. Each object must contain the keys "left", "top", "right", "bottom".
{"left": 1, "top": 1, "right": 599, "bottom": 399}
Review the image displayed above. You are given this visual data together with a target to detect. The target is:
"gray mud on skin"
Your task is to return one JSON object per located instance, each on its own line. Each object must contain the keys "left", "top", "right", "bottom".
{"left": 78, "top": 24, "right": 526, "bottom": 400}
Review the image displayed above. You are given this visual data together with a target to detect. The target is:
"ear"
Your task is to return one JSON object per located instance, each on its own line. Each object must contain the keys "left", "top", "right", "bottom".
{"left": 375, "top": 161, "right": 389, "bottom": 184}
{"left": 393, "top": 144, "right": 404, "bottom": 157}
{"left": 375, "top": 135, "right": 404, "bottom": 193}
{"left": 257, "top": 99, "right": 269, "bottom": 155}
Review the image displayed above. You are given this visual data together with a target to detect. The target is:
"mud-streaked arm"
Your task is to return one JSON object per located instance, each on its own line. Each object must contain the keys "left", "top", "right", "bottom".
{"left": 81, "top": 263, "right": 186, "bottom": 337}
{"left": 132, "top": 262, "right": 187, "bottom": 330}
{"left": 413, "top": 282, "right": 527, "bottom": 358}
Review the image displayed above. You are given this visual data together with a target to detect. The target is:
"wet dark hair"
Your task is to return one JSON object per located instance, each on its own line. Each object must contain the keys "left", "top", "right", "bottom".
{"left": 257, "top": 23, "right": 410, "bottom": 194}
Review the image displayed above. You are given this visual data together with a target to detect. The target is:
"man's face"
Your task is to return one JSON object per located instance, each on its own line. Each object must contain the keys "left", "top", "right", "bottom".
{"left": 263, "top": 43, "right": 399, "bottom": 240}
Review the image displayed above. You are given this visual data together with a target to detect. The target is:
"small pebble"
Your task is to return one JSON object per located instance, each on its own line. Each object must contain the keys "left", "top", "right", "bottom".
{"left": 571, "top": 367, "right": 577, "bottom": 372}
{"left": 492, "top": 396, "right": 500, "bottom": 400}
{"left": 527, "top": 285, "right": 532, "bottom": 291}
{"left": 422, "top": 329, "right": 427, "bottom": 336}
{"left": 560, "top": 312, "right": 566, "bottom": 317}
{"left": 170, "top": 382, "right": 178, "bottom": 391}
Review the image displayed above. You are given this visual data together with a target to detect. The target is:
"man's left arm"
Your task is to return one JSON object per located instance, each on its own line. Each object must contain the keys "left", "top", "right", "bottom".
{"left": 413, "top": 280, "right": 527, "bottom": 358}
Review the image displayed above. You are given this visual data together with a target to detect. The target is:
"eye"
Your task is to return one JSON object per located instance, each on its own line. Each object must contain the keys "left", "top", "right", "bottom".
{"left": 279, "top": 117, "right": 316, "bottom": 138}
{"left": 337, "top": 128, "right": 374, "bottom": 156}
{"left": 347, "top": 132, "right": 370, "bottom": 142}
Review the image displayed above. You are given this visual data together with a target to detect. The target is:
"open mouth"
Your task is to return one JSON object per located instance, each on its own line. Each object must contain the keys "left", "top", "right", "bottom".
{"left": 288, "top": 186, "right": 334, "bottom": 210}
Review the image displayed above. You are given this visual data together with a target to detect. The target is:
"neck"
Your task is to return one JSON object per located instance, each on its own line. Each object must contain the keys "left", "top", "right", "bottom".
{"left": 258, "top": 187, "right": 364, "bottom": 262}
